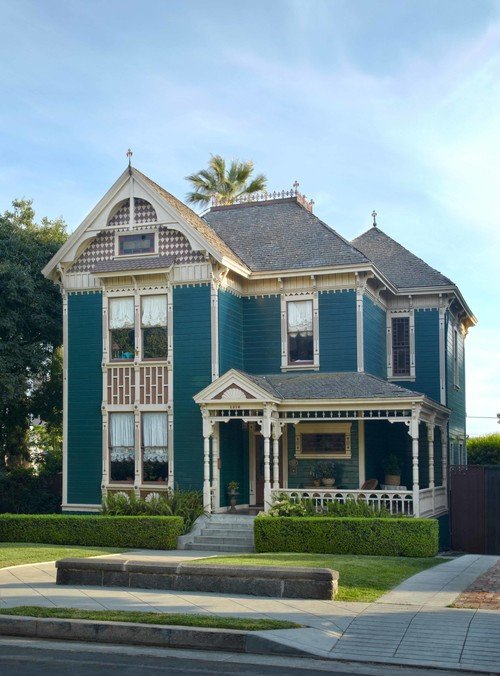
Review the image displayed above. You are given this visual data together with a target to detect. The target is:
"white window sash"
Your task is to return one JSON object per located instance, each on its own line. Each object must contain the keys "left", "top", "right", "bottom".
{"left": 142, "top": 296, "right": 167, "bottom": 328}
{"left": 109, "top": 298, "right": 134, "bottom": 329}
{"left": 287, "top": 300, "right": 313, "bottom": 336}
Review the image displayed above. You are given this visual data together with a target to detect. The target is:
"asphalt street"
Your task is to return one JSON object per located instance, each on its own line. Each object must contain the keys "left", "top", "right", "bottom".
{"left": 0, "top": 638, "right": 478, "bottom": 676}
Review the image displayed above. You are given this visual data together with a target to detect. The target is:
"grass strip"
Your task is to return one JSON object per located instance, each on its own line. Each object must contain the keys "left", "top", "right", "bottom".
{"left": 193, "top": 553, "right": 448, "bottom": 602}
{"left": 0, "top": 543, "right": 124, "bottom": 568}
{"left": 0, "top": 606, "right": 300, "bottom": 631}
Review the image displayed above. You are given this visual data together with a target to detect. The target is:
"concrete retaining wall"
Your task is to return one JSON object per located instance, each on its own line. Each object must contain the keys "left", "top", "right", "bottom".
{"left": 56, "top": 558, "right": 338, "bottom": 599}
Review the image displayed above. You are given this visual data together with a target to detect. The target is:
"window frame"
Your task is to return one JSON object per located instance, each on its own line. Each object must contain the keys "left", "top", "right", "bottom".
{"left": 109, "top": 296, "right": 135, "bottom": 362}
{"left": 281, "top": 293, "right": 319, "bottom": 371}
{"left": 141, "top": 411, "right": 169, "bottom": 484}
{"left": 387, "top": 310, "right": 415, "bottom": 380}
{"left": 141, "top": 295, "right": 168, "bottom": 362}
{"left": 452, "top": 326, "right": 460, "bottom": 390}
{"left": 115, "top": 229, "right": 157, "bottom": 258}
{"left": 295, "top": 422, "right": 352, "bottom": 459}
{"left": 108, "top": 411, "right": 136, "bottom": 484}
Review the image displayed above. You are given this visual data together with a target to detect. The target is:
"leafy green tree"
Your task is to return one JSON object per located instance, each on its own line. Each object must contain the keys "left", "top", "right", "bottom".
{"left": 186, "top": 154, "right": 267, "bottom": 206}
{"left": 467, "top": 433, "right": 500, "bottom": 465}
{"left": 0, "top": 199, "right": 67, "bottom": 467}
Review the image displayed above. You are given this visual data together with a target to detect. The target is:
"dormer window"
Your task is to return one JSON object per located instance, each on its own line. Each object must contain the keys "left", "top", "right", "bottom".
{"left": 118, "top": 233, "right": 155, "bottom": 256}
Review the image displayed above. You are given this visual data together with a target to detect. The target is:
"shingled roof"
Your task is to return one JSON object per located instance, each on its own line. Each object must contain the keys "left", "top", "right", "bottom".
{"left": 134, "top": 169, "right": 247, "bottom": 269}
{"left": 203, "top": 199, "right": 369, "bottom": 272}
{"left": 238, "top": 370, "right": 425, "bottom": 401}
{"left": 93, "top": 255, "right": 175, "bottom": 273}
{"left": 351, "top": 226, "right": 453, "bottom": 290}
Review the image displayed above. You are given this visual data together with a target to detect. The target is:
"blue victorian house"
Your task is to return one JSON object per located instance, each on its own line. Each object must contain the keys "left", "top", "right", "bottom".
{"left": 43, "top": 166, "right": 475, "bottom": 520}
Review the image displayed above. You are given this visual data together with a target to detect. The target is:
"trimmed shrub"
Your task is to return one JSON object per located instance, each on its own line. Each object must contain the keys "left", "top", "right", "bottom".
{"left": 268, "top": 493, "right": 391, "bottom": 518}
{"left": 254, "top": 516, "right": 438, "bottom": 557}
{"left": 467, "top": 433, "right": 500, "bottom": 465}
{"left": 0, "top": 514, "right": 183, "bottom": 550}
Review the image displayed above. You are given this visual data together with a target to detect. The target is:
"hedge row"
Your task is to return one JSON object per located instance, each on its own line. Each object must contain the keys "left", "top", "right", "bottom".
{"left": 0, "top": 515, "right": 184, "bottom": 550}
{"left": 254, "top": 517, "right": 438, "bottom": 557}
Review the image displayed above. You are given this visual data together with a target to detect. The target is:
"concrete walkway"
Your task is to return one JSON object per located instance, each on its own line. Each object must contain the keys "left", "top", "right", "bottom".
{"left": 0, "top": 551, "right": 499, "bottom": 673}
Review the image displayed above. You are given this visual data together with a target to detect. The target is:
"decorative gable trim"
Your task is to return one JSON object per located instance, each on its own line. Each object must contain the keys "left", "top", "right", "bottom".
{"left": 194, "top": 369, "right": 280, "bottom": 405}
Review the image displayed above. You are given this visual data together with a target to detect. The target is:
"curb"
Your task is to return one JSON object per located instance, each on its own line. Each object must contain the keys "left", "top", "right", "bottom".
{"left": 0, "top": 615, "right": 310, "bottom": 657}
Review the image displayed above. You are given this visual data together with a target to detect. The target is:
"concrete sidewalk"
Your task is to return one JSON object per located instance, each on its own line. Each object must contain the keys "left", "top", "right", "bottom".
{"left": 0, "top": 551, "right": 498, "bottom": 673}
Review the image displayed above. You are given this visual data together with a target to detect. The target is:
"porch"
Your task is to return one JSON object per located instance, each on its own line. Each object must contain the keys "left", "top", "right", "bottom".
{"left": 194, "top": 370, "right": 450, "bottom": 519}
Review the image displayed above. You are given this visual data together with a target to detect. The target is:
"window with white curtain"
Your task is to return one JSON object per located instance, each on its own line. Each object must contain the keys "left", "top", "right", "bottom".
{"left": 142, "top": 296, "right": 167, "bottom": 360}
{"left": 109, "top": 412, "right": 135, "bottom": 482}
{"left": 109, "top": 297, "right": 135, "bottom": 360}
{"left": 142, "top": 412, "right": 168, "bottom": 482}
{"left": 287, "top": 299, "right": 313, "bottom": 364}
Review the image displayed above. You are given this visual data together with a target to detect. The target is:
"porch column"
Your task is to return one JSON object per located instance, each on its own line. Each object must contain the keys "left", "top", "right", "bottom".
{"left": 427, "top": 419, "right": 435, "bottom": 490}
{"left": 202, "top": 410, "right": 213, "bottom": 513}
{"left": 261, "top": 409, "right": 272, "bottom": 510}
{"left": 272, "top": 420, "right": 282, "bottom": 489}
{"left": 212, "top": 422, "right": 220, "bottom": 512}
{"left": 410, "top": 407, "right": 420, "bottom": 517}
{"left": 440, "top": 425, "right": 448, "bottom": 492}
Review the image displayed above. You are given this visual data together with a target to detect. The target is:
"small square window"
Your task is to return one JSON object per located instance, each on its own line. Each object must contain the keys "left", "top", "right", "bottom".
{"left": 118, "top": 233, "right": 155, "bottom": 256}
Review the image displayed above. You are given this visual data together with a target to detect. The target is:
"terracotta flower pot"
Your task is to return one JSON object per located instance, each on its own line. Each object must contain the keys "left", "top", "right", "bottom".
{"left": 385, "top": 474, "right": 401, "bottom": 486}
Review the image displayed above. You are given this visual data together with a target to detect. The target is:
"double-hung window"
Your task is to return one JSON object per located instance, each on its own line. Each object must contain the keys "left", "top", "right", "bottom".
{"left": 387, "top": 311, "right": 415, "bottom": 379}
{"left": 142, "top": 412, "right": 168, "bottom": 482}
{"left": 282, "top": 296, "right": 319, "bottom": 369}
{"left": 109, "top": 412, "right": 135, "bottom": 483}
{"left": 142, "top": 295, "right": 167, "bottom": 360}
{"left": 109, "top": 297, "right": 135, "bottom": 361}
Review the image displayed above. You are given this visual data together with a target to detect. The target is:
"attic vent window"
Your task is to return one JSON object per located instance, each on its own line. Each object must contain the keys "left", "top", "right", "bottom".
{"left": 118, "top": 233, "right": 155, "bottom": 256}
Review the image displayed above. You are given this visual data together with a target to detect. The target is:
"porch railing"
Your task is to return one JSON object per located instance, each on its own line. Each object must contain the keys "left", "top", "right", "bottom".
{"left": 272, "top": 488, "right": 414, "bottom": 516}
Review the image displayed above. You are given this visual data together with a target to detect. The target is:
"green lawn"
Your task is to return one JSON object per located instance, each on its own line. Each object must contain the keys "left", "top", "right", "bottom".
{"left": 194, "top": 553, "right": 448, "bottom": 602}
{"left": 0, "top": 543, "right": 124, "bottom": 568}
{"left": 0, "top": 606, "right": 299, "bottom": 631}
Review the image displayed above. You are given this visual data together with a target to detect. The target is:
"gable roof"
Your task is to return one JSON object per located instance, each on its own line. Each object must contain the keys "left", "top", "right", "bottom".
{"left": 351, "top": 226, "right": 453, "bottom": 290}
{"left": 134, "top": 169, "right": 247, "bottom": 270}
{"left": 203, "top": 199, "right": 369, "bottom": 272}
{"left": 239, "top": 370, "right": 425, "bottom": 401}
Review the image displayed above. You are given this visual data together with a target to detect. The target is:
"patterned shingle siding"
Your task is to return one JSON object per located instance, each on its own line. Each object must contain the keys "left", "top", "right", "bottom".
{"left": 397, "top": 309, "right": 440, "bottom": 403}
{"left": 219, "top": 290, "right": 243, "bottom": 373}
{"left": 243, "top": 295, "right": 281, "bottom": 374}
{"left": 173, "top": 285, "right": 211, "bottom": 489}
{"left": 319, "top": 290, "right": 357, "bottom": 372}
{"left": 363, "top": 295, "right": 386, "bottom": 378}
{"left": 67, "top": 292, "right": 102, "bottom": 505}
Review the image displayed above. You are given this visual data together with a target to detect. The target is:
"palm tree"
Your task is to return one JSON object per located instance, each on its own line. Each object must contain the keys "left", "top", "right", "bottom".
{"left": 185, "top": 155, "right": 267, "bottom": 207}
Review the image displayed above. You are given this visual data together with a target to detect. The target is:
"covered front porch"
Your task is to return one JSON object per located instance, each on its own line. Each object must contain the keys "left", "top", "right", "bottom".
{"left": 194, "top": 370, "right": 450, "bottom": 518}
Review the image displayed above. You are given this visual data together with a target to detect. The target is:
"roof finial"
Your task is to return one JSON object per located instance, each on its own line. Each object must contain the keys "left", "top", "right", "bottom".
{"left": 293, "top": 180, "right": 299, "bottom": 195}
{"left": 126, "top": 148, "right": 133, "bottom": 167}
{"left": 372, "top": 210, "right": 377, "bottom": 227}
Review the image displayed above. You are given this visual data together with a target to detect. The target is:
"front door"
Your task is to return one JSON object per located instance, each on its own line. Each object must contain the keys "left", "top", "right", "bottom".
{"left": 253, "top": 433, "right": 283, "bottom": 506}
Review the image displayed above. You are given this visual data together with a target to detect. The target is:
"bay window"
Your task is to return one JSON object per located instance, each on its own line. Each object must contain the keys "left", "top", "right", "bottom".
{"left": 142, "top": 295, "right": 167, "bottom": 360}
{"left": 109, "top": 412, "right": 135, "bottom": 482}
{"left": 109, "top": 297, "right": 135, "bottom": 360}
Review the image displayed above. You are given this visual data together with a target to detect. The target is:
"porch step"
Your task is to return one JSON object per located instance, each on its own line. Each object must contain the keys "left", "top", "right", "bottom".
{"left": 180, "top": 514, "right": 256, "bottom": 553}
{"left": 194, "top": 535, "right": 254, "bottom": 545}
{"left": 185, "top": 542, "right": 254, "bottom": 553}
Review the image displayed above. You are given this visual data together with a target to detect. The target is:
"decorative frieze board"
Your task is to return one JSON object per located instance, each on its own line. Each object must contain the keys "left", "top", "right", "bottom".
{"left": 387, "top": 294, "right": 444, "bottom": 311}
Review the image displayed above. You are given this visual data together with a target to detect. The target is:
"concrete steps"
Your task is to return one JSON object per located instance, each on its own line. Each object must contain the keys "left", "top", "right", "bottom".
{"left": 183, "top": 514, "right": 255, "bottom": 553}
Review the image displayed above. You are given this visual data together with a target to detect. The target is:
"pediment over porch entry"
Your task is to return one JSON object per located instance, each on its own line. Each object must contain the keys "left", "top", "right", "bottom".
{"left": 193, "top": 369, "right": 281, "bottom": 405}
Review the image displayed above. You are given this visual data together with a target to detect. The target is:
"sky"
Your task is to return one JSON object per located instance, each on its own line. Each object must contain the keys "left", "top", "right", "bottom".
{"left": 0, "top": 0, "right": 498, "bottom": 436}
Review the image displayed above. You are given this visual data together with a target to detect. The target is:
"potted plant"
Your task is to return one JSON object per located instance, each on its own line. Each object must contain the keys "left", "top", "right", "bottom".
{"left": 309, "top": 464, "right": 322, "bottom": 487}
{"left": 227, "top": 481, "right": 239, "bottom": 513}
{"left": 383, "top": 454, "right": 401, "bottom": 486}
{"left": 318, "top": 462, "right": 335, "bottom": 487}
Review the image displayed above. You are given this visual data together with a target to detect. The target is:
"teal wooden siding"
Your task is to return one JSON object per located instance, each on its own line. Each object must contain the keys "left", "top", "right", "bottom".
{"left": 67, "top": 292, "right": 102, "bottom": 505}
{"left": 445, "top": 312, "right": 466, "bottom": 462}
{"left": 243, "top": 295, "right": 281, "bottom": 374}
{"left": 219, "top": 290, "right": 243, "bottom": 373}
{"left": 286, "top": 422, "right": 360, "bottom": 489}
{"left": 363, "top": 295, "right": 386, "bottom": 378}
{"left": 397, "top": 309, "right": 440, "bottom": 403}
{"left": 364, "top": 420, "right": 412, "bottom": 488}
{"left": 319, "top": 290, "right": 357, "bottom": 372}
{"left": 173, "top": 285, "right": 211, "bottom": 489}
{"left": 219, "top": 420, "right": 249, "bottom": 506}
